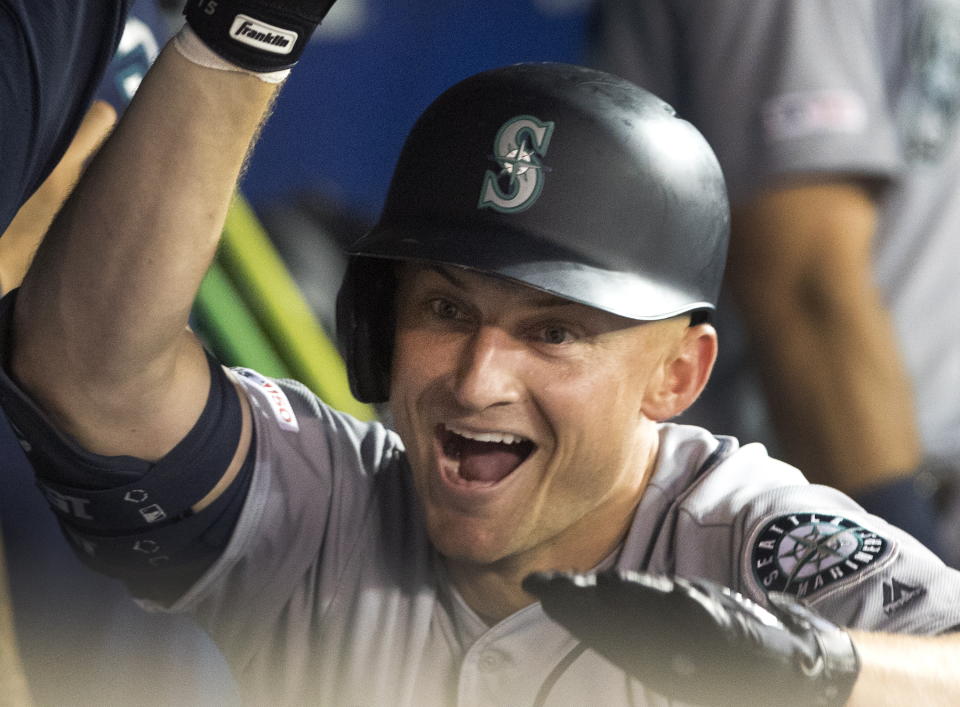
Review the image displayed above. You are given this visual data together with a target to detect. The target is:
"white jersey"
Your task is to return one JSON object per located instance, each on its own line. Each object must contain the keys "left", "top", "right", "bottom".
{"left": 595, "top": 0, "right": 960, "bottom": 464}
{"left": 148, "top": 370, "right": 960, "bottom": 706}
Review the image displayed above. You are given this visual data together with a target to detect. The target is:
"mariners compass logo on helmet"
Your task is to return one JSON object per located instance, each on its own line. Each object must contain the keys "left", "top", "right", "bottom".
{"left": 750, "top": 512, "right": 891, "bottom": 600}
{"left": 478, "top": 115, "right": 555, "bottom": 213}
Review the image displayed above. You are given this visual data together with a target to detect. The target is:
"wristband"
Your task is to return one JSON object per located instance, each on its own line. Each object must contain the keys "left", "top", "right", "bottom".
{"left": 173, "top": 25, "right": 291, "bottom": 84}
{"left": 183, "top": 0, "right": 322, "bottom": 72}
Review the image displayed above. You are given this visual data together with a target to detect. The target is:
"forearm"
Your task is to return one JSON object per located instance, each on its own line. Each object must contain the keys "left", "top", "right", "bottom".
{"left": 12, "top": 43, "right": 278, "bottom": 459}
{"left": 728, "top": 182, "right": 921, "bottom": 493}
{"left": 749, "top": 271, "right": 920, "bottom": 489}
{"left": 847, "top": 630, "right": 960, "bottom": 706}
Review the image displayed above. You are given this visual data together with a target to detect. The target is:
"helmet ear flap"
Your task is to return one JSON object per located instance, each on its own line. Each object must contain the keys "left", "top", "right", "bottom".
{"left": 336, "top": 258, "right": 397, "bottom": 404}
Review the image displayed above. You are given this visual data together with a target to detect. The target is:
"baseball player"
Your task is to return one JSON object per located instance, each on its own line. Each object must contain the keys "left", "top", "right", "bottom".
{"left": 1, "top": 1, "right": 960, "bottom": 705}
{"left": 594, "top": 0, "right": 960, "bottom": 559}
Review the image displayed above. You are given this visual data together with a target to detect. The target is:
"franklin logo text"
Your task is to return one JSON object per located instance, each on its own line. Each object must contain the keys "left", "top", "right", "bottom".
{"left": 230, "top": 15, "right": 297, "bottom": 55}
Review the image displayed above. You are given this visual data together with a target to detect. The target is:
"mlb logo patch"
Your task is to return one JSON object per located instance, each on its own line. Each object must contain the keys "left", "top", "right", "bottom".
{"left": 762, "top": 89, "right": 867, "bottom": 142}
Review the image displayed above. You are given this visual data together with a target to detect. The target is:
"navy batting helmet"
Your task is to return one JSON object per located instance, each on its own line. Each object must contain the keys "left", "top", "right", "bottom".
{"left": 337, "top": 62, "right": 729, "bottom": 403}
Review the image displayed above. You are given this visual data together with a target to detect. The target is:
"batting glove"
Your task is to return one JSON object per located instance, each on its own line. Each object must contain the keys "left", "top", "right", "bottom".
{"left": 524, "top": 569, "right": 859, "bottom": 707}
{"left": 183, "top": 0, "right": 339, "bottom": 72}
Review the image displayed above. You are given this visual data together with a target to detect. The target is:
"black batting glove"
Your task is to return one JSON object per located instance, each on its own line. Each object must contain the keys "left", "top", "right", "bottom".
{"left": 524, "top": 570, "right": 859, "bottom": 707}
{"left": 183, "top": 0, "right": 340, "bottom": 72}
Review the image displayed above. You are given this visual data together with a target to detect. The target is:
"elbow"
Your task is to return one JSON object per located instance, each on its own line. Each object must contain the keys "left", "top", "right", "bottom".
{"left": 727, "top": 249, "right": 876, "bottom": 336}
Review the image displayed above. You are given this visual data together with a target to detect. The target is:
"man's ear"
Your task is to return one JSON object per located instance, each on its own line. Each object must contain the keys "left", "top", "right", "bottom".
{"left": 641, "top": 323, "right": 718, "bottom": 421}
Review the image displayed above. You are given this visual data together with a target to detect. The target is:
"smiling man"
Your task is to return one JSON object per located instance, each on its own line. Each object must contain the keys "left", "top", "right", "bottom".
{"left": 2, "top": 1, "right": 960, "bottom": 703}
{"left": 389, "top": 263, "right": 700, "bottom": 623}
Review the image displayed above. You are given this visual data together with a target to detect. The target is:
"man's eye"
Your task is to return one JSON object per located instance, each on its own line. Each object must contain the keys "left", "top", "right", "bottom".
{"left": 539, "top": 325, "right": 574, "bottom": 345}
{"left": 429, "top": 298, "right": 463, "bottom": 320}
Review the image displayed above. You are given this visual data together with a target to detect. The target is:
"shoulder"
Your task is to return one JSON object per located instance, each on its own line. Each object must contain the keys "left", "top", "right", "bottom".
{"left": 735, "top": 486, "right": 960, "bottom": 634}
{"left": 682, "top": 445, "right": 905, "bottom": 611}
{"left": 229, "top": 367, "right": 404, "bottom": 477}
{"left": 663, "top": 430, "right": 960, "bottom": 634}
{"left": 650, "top": 423, "right": 810, "bottom": 527}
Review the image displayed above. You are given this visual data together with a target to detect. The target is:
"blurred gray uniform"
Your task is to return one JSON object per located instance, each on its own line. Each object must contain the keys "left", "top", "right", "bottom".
{"left": 594, "top": 0, "right": 960, "bottom": 561}
{"left": 155, "top": 370, "right": 960, "bottom": 705}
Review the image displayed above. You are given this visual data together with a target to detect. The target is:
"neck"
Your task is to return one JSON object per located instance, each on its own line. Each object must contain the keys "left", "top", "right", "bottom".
{"left": 445, "top": 478, "right": 647, "bottom": 624}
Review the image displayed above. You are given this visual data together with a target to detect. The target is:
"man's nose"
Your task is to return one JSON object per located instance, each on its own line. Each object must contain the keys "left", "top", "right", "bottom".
{"left": 450, "top": 326, "right": 525, "bottom": 412}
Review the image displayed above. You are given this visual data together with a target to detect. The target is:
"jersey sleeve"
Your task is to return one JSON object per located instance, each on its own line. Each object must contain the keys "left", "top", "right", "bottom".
{"left": 663, "top": 435, "right": 960, "bottom": 636}
{"left": 160, "top": 368, "right": 406, "bottom": 670}
{"left": 732, "top": 484, "right": 960, "bottom": 635}
{"left": 0, "top": 289, "right": 255, "bottom": 602}
{"left": 594, "top": 0, "right": 904, "bottom": 205}
{"left": 0, "top": 281, "right": 406, "bottom": 670}
{"left": 0, "top": 0, "right": 131, "bottom": 231}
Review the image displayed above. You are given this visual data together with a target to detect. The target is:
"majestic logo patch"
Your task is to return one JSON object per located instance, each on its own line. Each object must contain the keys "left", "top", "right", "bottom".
{"left": 751, "top": 512, "right": 890, "bottom": 600}
{"left": 882, "top": 579, "right": 926, "bottom": 615}
{"left": 478, "top": 114, "right": 555, "bottom": 213}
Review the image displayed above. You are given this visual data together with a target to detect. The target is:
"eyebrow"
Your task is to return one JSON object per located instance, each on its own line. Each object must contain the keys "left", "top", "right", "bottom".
{"left": 428, "top": 265, "right": 578, "bottom": 309}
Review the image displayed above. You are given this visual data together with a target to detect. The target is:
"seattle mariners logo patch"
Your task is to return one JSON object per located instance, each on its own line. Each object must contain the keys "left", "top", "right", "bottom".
{"left": 478, "top": 114, "right": 555, "bottom": 213}
{"left": 750, "top": 512, "right": 890, "bottom": 600}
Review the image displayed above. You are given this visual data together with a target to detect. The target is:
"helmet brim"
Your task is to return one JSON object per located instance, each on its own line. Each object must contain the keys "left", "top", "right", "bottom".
{"left": 348, "top": 222, "right": 715, "bottom": 322}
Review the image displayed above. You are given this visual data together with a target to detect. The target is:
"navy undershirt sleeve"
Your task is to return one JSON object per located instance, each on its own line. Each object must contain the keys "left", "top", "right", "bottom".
{"left": 0, "top": 290, "right": 253, "bottom": 603}
{"left": 75, "top": 445, "right": 255, "bottom": 606}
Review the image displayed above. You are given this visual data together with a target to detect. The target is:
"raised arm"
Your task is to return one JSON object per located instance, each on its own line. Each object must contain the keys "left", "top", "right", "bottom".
{"left": 10, "top": 42, "right": 276, "bottom": 461}
{"left": 727, "top": 181, "right": 922, "bottom": 493}
{"left": 10, "top": 0, "right": 340, "bottom": 465}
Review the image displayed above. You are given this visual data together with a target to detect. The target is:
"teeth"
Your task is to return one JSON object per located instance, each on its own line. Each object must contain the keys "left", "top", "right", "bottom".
{"left": 445, "top": 424, "right": 528, "bottom": 445}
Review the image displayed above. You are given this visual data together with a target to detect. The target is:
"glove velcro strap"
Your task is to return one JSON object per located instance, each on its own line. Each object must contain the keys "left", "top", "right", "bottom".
{"left": 768, "top": 592, "right": 860, "bottom": 706}
{"left": 809, "top": 625, "right": 860, "bottom": 707}
{"left": 183, "top": 0, "right": 317, "bottom": 72}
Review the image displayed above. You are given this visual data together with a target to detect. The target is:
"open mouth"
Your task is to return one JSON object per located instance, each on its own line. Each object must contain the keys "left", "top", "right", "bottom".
{"left": 437, "top": 423, "right": 536, "bottom": 485}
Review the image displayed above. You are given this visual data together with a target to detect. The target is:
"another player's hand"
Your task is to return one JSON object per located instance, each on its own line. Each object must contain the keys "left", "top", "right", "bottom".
{"left": 184, "top": 0, "right": 342, "bottom": 72}
{"left": 523, "top": 570, "right": 859, "bottom": 707}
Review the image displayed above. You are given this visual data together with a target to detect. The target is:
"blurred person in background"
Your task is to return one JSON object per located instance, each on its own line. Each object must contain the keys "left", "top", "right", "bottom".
{"left": 594, "top": 0, "right": 960, "bottom": 562}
